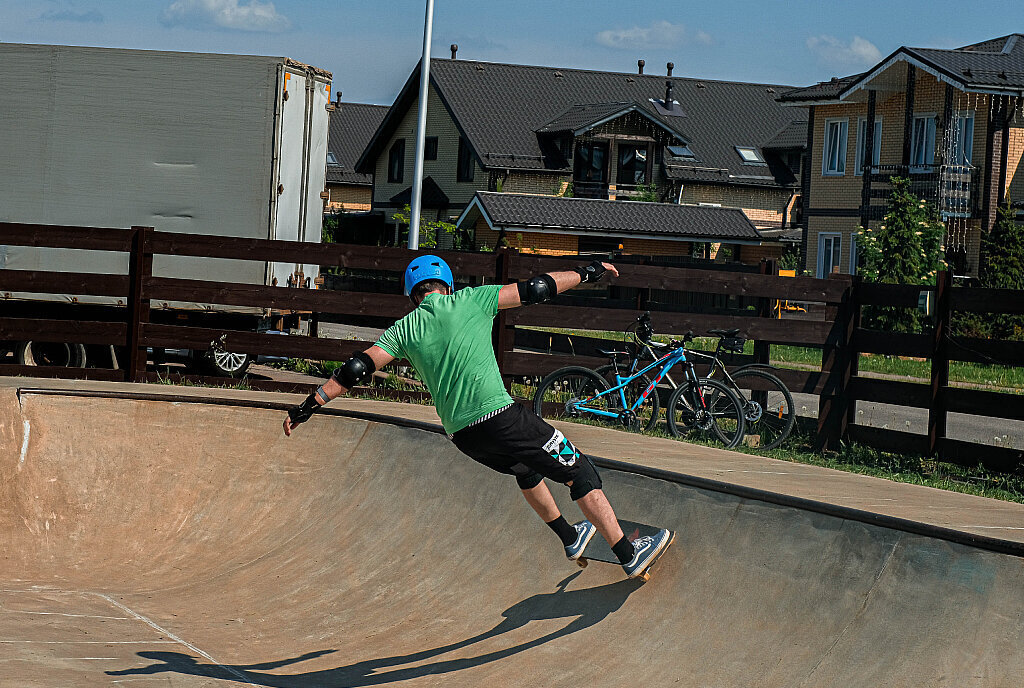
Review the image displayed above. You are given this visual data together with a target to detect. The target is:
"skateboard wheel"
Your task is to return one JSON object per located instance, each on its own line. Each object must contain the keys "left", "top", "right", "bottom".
{"left": 640, "top": 572, "right": 650, "bottom": 582}
{"left": 577, "top": 558, "right": 588, "bottom": 569}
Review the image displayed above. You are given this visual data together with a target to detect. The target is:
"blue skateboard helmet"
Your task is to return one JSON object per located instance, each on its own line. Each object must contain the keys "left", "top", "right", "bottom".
{"left": 403, "top": 255, "right": 454, "bottom": 296}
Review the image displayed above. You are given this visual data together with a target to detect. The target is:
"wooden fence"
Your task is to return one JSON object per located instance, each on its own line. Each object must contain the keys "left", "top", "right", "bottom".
{"left": 1, "top": 222, "right": 1022, "bottom": 472}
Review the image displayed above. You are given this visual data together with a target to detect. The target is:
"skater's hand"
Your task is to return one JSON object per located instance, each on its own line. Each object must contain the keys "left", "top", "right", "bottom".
{"left": 283, "top": 415, "right": 297, "bottom": 436}
{"left": 599, "top": 262, "right": 619, "bottom": 278}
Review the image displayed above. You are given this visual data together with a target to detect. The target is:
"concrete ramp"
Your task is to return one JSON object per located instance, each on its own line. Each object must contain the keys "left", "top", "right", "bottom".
{"left": 1, "top": 388, "right": 1022, "bottom": 687}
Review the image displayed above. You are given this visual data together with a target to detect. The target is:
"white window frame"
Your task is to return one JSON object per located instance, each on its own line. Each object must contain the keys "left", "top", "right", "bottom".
{"left": 855, "top": 117, "right": 882, "bottom": 176}
{"left": 950, "top": 111, "right": 975, "bottom": 167}
{"left": 910, "top": 113, "right": 937, "bottom": 172}
{"left": 822, "top": 118, "right": 849, "bottom": 176}
{"left": 817, "top": 232, "right": 842, "bottom": 278}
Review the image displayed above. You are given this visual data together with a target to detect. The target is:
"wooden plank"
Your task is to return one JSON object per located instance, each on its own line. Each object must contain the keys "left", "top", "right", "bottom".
{"left": 946, "top": 388, "right": 1024, "bottom": 422}
{"left": 951, "top": 287, "right": 1024, "bottom": 315}
{"left": 852, "top": 329, "right": 932, "bottom": 357}
{"left": 0, "top": 365, "right": 124, "bottom": 381}
{"left": 509, "top": 254, "right": 850, "bottom": 302}
{"left": 508, "top": 305, "right": 831, "bottom": 346}
{"left": 938, "top": 438, "right": 1022, "bottom": 473}
{"left": 946, "top": 336, "right": 1024, "bottom": 366}
{"left": 148, "top": 231, "right": 495, "bottom": 276}
{"left": 0, "top": 317, "right": 127, "bottom": 346}
{"left": 847, "top": 424, "right": 929, "bottom": 454}
{"left": 929, "top": 270, "right": 952, "bottom": 456}
{"left": 768, "top": 368, "right": 825, "bottom": 395}
{"left": 146, "top": 277, "right": 413, "bottom": 318}
{"left": 0, "top": 270, "right": 129, "bottom": 298}
{"left": 0, "top": 222, "right": 133, "bottom": 252}
{"left": 858, "top": 282, "right": 929, "bottom": 308}
{"left": 502, "top": 351, "right": 608, "bottom": 377}
{"left": 849, "top": 377, "right": 932, "bottom": 408}
{"left": 141, "top": 323, "right": 369, "bottom": 360}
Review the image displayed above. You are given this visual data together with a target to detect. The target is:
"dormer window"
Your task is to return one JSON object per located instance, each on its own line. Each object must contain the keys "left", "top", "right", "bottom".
{"left": 735, "top": 146, "right": 765, "bottom": 164}
{"left": 667, "top": 144, "right": 695, "bottom": 159}
{"left": 326, "top": 152, "right": 339, "bottom": 165}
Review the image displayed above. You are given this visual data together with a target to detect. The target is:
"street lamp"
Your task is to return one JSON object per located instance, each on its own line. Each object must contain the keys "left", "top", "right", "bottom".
{"left": 407, "top": 0, "right": 435, "bottom": 249}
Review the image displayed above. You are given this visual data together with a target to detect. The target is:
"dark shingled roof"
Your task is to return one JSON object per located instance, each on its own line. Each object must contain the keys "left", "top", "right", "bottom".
{"left": 327, "top": 102, "right": 388, "bottom": 185}
{"left": 762, "top": 120, "right": 811, "bottom": 149}
{"left": 388, "top": 176, "right": 450, "bottom": 208}
{"left": 780, "top": 34, "right": 1024, "bottom": 103}
{"left": 358, "top": 59, "right": 804, "bottom": 189}
{"left": 461, "top": 192, "right": 762, "bottom": 241}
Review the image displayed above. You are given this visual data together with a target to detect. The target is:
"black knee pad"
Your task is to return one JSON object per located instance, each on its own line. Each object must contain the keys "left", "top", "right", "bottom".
{"left": 569, "top": 456, "right": 602, "bottom": 500}
{"left": 515, "top": 469, "right": 544, "bottom": 491}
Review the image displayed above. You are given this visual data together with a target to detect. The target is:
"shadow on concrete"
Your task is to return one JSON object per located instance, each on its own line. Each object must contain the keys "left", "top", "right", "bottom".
{"left": 105, "top": 573, "right": 641, "bottom": 686}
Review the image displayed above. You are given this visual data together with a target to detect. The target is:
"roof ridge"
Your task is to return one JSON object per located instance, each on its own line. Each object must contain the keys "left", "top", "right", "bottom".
{"left": 478, "top": 191, "right": 736, "bottom": 210}
{"left": 430, "top": 57, "right": 796, "bottom": 90}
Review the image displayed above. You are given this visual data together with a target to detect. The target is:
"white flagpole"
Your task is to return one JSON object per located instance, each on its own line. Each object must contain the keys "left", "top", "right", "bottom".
{"left": 407, "top": 0, "right": 435, "bottom": 249}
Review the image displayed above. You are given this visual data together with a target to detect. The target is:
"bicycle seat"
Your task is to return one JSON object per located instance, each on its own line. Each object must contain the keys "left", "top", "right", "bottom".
{"left": 597, "top": 349, "right": 631, "bottom": 359}
{"left": 647, "top": 340, "right": 669, "bottom": 349}
{"left": 707, "top": 328, "right": 740, "bottom": 338}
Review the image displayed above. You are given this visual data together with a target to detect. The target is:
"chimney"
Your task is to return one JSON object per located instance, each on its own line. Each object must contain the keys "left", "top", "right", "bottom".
{"left": 335, "top": 90, "right": 342, "bottom": 107}
{"left": 665, "top": 80, "right": 674, "bottom": 109}
{"left": 637, "top": 59, "right": 645, "bottom": 75}
{"left": 451, "top": 44, "right": 458, "bottom": 59}
{"left": 667, "top": 62, "right": 674, "bottom": 77}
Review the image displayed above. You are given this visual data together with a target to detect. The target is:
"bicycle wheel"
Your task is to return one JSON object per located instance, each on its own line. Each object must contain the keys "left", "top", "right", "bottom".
{"left": 665, "top": 378, "right": 745, "bottom": 448}
{"left": 594, "top": 364, "right": 660, "bottom": 433}
{"left": 533, "top": 366, "right": 614, "bottom": 424}
{"left": 730, "top": 369, "right": 795, "bottom": 450}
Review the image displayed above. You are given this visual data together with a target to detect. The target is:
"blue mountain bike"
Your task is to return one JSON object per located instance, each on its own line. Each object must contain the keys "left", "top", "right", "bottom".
{"left": 532, "top": 334, "right": 746, "bottom": 447}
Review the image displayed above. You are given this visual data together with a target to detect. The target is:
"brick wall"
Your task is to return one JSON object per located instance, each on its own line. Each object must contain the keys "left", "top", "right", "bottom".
{"left": 620, "top": 237, "right": 690, "bottom": 256}
{"left": 1007, "top": 121, "right": 1024, "bottom": 204}
{"left": 326, "top": 184, "right": 372, "bottom": 212}
{"left": 680, "top": 184, "right": 791, "bottom": 227}
{"left": 738, "top": 243, "right": 785, "bottom": 264}
{"left": 503, "top": 172, "right": 570, "bottom": 195}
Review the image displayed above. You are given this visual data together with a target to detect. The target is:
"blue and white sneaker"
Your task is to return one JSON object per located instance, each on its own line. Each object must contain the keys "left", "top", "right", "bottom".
{"left": 565, "top": 520, "right": 597, "bottom": 560}
{"left": 622, "top": 528, "right": 673, "bottom": 579}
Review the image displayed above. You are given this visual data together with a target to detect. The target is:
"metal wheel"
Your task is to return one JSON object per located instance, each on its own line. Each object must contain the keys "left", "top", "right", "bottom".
{"left": 594, "top": 364, "right": 661, "bottom": 433}
{"left": 16, "top": 341, "right": 87, "bottom": 368}
{"left": 665, "top": 378, "right": 745, "bottom": 448}
{"left": 201, "top": 347, "right": 251, "bottom": 378}
{"left": 729, "top": 369, "right": 795, "bottom": 450}
{"left": 533, "top": 366, "right": 613, "bottom": 423}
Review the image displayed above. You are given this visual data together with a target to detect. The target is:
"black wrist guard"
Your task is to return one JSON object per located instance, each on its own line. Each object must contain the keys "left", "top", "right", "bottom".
{"left": 573, "top": 261, "right": 607, "bottom": 283}
{"left": 288, "top": 393, "right": 321, "bottom": 426}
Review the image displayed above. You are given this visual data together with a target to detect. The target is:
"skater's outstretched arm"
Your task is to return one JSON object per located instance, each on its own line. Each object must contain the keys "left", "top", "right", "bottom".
{"left": 283, "top": 345, "right": 393, "bottom": 436}
{"left": 497, "top": 261, "right": 618, "bottom": 310}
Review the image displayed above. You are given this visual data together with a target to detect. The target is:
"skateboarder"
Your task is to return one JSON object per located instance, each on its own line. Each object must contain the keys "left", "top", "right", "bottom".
{"left": 284, "top": 255, "right": 671, "bottom": 578}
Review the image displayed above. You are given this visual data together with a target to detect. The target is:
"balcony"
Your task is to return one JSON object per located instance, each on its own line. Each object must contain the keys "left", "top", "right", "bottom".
{"left": 866, "top": 164, "right": 980, "bottom": 219}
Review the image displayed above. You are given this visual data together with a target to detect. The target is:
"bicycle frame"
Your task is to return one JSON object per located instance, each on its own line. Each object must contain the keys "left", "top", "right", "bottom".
{"left": 574, "top": 346, "right": 696, "bottom": 420}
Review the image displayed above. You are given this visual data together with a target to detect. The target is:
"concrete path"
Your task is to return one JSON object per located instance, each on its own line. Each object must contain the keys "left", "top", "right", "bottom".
{"left": 1, "top": 378, "right": 1021, "bottom": 686}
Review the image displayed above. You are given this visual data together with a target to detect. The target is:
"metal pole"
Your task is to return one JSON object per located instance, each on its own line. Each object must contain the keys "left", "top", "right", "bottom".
{"left": 407, "top": 0, "right": 435, "bottom": 249}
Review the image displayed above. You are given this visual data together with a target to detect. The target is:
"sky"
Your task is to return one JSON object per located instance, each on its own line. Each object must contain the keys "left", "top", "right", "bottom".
{"left": 1, "top": 0, "right": 1021, "bottom": 105}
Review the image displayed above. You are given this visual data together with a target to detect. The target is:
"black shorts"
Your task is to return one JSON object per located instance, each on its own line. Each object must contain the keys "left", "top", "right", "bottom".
{"left": 451, "top": 403, "right": 600, "bottom": 492}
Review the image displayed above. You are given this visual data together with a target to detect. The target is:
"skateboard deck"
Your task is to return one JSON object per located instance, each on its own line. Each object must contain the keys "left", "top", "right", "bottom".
{"left": 576, "top": 520, "right": 675, "bottom": 582}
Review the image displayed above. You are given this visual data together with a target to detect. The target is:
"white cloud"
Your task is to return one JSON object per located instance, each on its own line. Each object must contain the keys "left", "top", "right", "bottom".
{"left": 161, "top": 0, "right": 291, "bottom": 33}
{"left": 806, "top": 35, "right": 882, "bottom": 67}
{"left": 596, "top": 21, "right": 695, "bottom": 50}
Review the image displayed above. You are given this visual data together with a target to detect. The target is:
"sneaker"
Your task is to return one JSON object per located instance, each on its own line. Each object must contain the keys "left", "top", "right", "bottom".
{"left": 622, "top": 528, "right": 672, "bottom": 579}
{"left": 565, "top": 520, "right": 597, "bottom": 560}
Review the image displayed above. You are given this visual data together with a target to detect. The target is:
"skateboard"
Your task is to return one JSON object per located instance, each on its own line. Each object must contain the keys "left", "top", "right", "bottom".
{"left": 576, "top": 520, "right": 675, "bottom": 582}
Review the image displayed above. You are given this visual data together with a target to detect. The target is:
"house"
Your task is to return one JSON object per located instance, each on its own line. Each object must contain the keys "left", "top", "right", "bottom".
{"left": 355, "top": 51, "right": 807, "bottom": 258}
{"left": 780, "top": 33, "right": 1024, "bottom": 278}
{"left": 325, "top": 96, "right": 389, "bottom": 213}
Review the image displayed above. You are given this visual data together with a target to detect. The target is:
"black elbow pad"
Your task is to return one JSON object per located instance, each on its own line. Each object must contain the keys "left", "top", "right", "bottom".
{"left": 331, "top": 351, "right": 377, "bottom": 388}
{"left": 517, "top": 274, "right": 557, "bottom": 305}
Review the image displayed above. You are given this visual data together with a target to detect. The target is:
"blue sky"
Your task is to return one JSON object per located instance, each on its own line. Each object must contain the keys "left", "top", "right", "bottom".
{"left": 2, "top": 1, "right": 1020, "bottom": 104}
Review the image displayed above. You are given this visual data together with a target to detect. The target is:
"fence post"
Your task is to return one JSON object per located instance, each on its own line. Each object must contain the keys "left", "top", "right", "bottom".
{"left": 126, "top": 226, "right": 153, "bottom": 383}
{"left": 755, "top": 259, "right": 777, "bottom": 366}
{"left": 928, "top": 270, "right": 952, "bottom": 457}
{"left": 845, "top": 274, "right": 863, "bottom": 432}
{"left": 492, "top": 246, "right": 515, "bottom": 391}
{"left": 815, "top": 273, "right": 855, "bottom": 451}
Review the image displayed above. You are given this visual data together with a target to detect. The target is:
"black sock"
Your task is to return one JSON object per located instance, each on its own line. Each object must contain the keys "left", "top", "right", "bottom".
{"left": 612, "top": 536, "right": 634, "bottom": 564}
{"left": 546, "top": 516, "right": 577, "bottom": 547}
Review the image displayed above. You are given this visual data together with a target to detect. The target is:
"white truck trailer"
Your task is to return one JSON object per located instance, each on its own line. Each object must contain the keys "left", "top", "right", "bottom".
{"left": 0, "top": 43, "right": 332, "bottom": 375}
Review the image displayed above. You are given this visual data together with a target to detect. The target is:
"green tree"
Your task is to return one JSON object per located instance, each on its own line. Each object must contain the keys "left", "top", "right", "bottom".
{"left": 392, "top": 204, "right": 471, "bottom": 251}
{"left": 854, "top": 177, "right": 946, "bottom": 332}
{"left": 978, "top": 202, "right": 1024, "bottom": 339}
{"left": 632, "top": 182, "right": 659, "bottom": 202}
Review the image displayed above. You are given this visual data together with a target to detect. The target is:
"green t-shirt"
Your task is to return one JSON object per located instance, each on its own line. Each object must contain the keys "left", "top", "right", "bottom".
{"left": 375, "top": 285, "right": 514, "bottom": 434}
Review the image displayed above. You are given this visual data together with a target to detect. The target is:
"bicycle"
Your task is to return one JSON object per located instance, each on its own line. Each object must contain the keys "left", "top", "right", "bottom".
{"left": 594, "top": 313, "right": 795, "bottom": 449}
{"left": 533, "top": 333, "right": 746, "bottom": 448}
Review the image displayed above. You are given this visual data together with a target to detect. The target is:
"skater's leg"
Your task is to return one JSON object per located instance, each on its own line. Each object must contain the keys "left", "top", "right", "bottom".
{"left": 574, "top": 488, "right": 624, "bottom": 546}
{"left": 521, "top": 481, "right": 560, "bottom": 522}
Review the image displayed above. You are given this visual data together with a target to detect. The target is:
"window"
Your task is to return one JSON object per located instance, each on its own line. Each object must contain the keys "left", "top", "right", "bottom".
{"left": 817, "top": 233, "right": 842, "bottom": 277}
{"left": 617, "top": 145, "right": 648, "bottom": 185}
{"left": 698, "top": 202, "right": 722, "bottom": 207}
{"left": 667, "top": 144, "right": 695, "bottom": 159}
{"left": 326, "top": 151, "right": 339, "bottom": 165}
{"left": 855, "top": 117, "right": 882, "bottom": 175}
{"left": 950, "top": 113, "right": 974, "bottom": 166}
{"left": 424, "top": 136, "right": 438, "bottom": 161}
{"left": 910, "top": 114, "right": 937, "bottom": 171}
{"left": 735, "top": 146, "right": 765, "bottom": 164}
{"left": 822, "top": 119, "right": 848, "bottom": 176}
{"left": 457, "top": 137, "right": 474, "bottom": 182}
{"left": 784, "top": 151, "right": 801, "bottom": 175}
{"left": 388, "top": 139, "right": 405, "bottom": 183}
{"left": 574, "top": 141, "right": 609, "bottom": 183}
